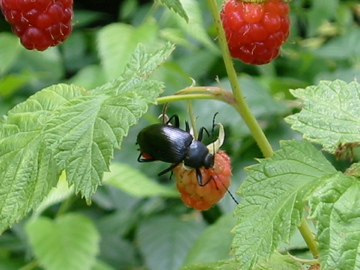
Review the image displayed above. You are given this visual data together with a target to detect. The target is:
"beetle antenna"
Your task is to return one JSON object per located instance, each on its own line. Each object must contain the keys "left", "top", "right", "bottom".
{"left": 214, "top": 174, "right": 239, "bottom": 205}
{"left": 199, "top": 169, "right": 239, "bottom": 205}
{"left": 225, "top": 185, "right": 239, "bottom": 205}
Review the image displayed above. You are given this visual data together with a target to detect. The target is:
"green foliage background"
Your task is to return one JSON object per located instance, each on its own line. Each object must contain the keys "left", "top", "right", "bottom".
{"left": 0, "top": 0, "right": 360, "bottom": 269}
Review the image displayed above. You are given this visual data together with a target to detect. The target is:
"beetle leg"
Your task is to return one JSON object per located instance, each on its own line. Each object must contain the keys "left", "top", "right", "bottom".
{"left": 158, "top": 163, "right": 180, "bottom": 176}
{"left": 197, "top": 168, "right": 217, "bottom": 187}
{"left": 211, "top": 112, "right": 219, "bottom": 131}
{"left": 185, "top": 121, "right": 190, "bottom": 132}
{"left": 196, "top": 168, "right": 204, "bottom": 186}
{"left": 197, "top": 127, "right": 210, "bottom": 142}
{"left": 137, "top": 152, "right": 156, "bottom": 162}
{"left": 166, "top": 114, "right": 180, "bottom": 128}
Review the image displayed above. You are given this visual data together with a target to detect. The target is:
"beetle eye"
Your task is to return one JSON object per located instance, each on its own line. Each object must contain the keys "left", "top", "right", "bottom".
{"left": 204, "top": 153, "right": 214, "bottom": 168}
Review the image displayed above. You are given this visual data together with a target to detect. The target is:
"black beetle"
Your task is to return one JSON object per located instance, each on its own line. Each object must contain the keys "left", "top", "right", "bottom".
{"left": 136, "top": 115, "right": 215, "bottom": 186}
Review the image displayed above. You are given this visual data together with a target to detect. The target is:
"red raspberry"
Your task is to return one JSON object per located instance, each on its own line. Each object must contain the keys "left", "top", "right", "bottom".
{"left": 221, "top": 0, "right": 290, "bottom": 65}
{"left": 173, "top": 151, "right": 232, "bottom": 211}
{"left": 1, "top": 0, "right": 73, "bottom": 51}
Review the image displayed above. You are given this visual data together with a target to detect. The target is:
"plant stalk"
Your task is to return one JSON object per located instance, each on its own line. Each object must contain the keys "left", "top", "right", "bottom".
{"left": 298, "top": 217, "right": 319, "bottom": 258}
{"left": 206, "top": 0, "right": 273, "bottom": 158}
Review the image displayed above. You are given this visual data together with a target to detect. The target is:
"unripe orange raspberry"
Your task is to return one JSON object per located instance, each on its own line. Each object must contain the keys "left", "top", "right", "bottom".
{"left": 174, "top": 150, "right": 232, "bottom": 211}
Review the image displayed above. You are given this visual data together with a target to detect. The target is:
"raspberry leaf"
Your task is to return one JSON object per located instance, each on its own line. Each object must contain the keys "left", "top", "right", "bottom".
{"left": 309, "top": 174, "right": 360, "bottom": 270}
{"left": 103, "top": 163, "right": 178, "bottom": 198}
{"left": 174, "top": 0, "right": 218, "bottom": 53}
{"left": 0, "top": 33, "right": 21, "bottom": 74}
{"left": 184, "top": 214, "right": 236, "bottom": 265}
{"left": 255, "top": 252, "right": 302, "bottom": 270}
{"left": 158, "top": 0, "right": 189, "bottom": 22}
{"left": 0, "top": 43, "right": 174, "bottom": 233}
{"left": 97, "top": 21, "right": 158, "bottom": 81}
{"left": 180, "top": 259, "right": 240, "bottom": 270}
{"left": 286, "top": 80, "right": 360, "bottom": 153}
{"left": 232, "top": 140, "right": 338, "bottom": 270}
{"left": 137, "top": 215, "right": 205, "bottom": 270}
{"left": 26, "top": 214, "right": 99, "bottom": 270}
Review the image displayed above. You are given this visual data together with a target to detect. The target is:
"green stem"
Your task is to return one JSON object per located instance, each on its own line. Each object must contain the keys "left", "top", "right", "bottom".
{"left": 55, "top": 195, "right": 75, "bottom": 218}
{"left": 157, "top": 89, "right": 234, "bottom": 105}
{"left": 298, "top": 217, "right": 319, "bottom": 258}
{"left": 207, "top": 0, "right": 320, "bottom": 259}
{"left": 19, "top": 260, "right": 39, "bottom": 270}
{"left": 206, "top": 0, "right": 273, "bottom": 158}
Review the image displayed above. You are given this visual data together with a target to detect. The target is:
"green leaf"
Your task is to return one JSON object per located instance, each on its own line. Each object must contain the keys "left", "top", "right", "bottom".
{"left": 26, "top": 214, "right": 100, "bottom": 270}
{"left": 232, "top": 140, "right": 337, "bottom": 270}
{"left": 306, "top": 0, "right": 338, "bottom": 37}
{"left": 17, "top": 48, "right": 64, "bottom": 81}
{"left": 104, "top": 162, "right": 178, "bottom": 197}
{"left": 174, "top": 0, "right": 219, "bottom": 53}
{"left": 286, "top": 80, "right": 360, "bottom": 153}
{"left": 255, "top": 252, "right": 303, "bottom": 270}
{"left": 180, "top": 258, "right": 239, "bottom": 270}
{"left": 97, "top": 21, "right": 159, "bottom": 81}
{"left": 92, "top": 260, "right": 116, "bottom": 270}
{"left": 33, "top": 173, "right": 74, "bottom": 217}
{"left": 309, "top": 175, "right": 360, "bottom": 270}
{"left": 314, "top": 29, "right": 360, "bottom": 59}
{"left": 0, "top": 86, "right": 68, "bottom": 233}
{"left": 137, "top": 215, "right": 205, "bottom": 270}
{"left": 158, "top": 0, "right": 189, "bottom": 22}
{"left": 68, "top": 65, "right": 106, "bottom": 90}
{"left": 0, "top": 72, "right": 34, "bottom": 97}
{"left": 0, "top": 33, "right": 21, "bottom": 75}
{"left": 345, "top": 162, "right": 360, "bottom": 178}
{"left": 0, "top": 43, "right": 173, "bottom": 232}
{"left": 184, "top": 214, "right": 236, "bottom": 265}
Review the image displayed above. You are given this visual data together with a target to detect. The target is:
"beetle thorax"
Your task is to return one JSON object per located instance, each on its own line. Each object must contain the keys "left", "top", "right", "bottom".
{"left": 184, "top": 140, "right": 214, "bottom": 169}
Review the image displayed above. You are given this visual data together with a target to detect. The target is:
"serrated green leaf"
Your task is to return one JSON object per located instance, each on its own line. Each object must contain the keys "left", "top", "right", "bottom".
{"left": 0, "top": 85, "right": 76, "bottom": 233}
{"left": 180, "top": 258, "right": 239, "bottom": 270}
{"left": 0, "top": 33, "right": 21, "bottom": 75}
{"left": 26, "top": 214, "right": 100, "bottom": 270}
{"left": 0, "top": 43, "right": 173, "bottom": 232}
{"left": 345, "top": 162, "right": 360, "bottom": 177}
{"left": 97, "top": 21, "right": 159, "bottom": 81}
{"left": 33, "top": 173, "right": 74, "bottom": 217}
{"left": 137, "top": 215, "right": 205, "bottom": 270}
{"left": 255, "top": 252, "right": 303, "bottom": 270}
{"left": 232, "top": 140, "right": 338, "bottom": 270}
{"left": 104, "top": 162, "right": 178, "bottom": 197}
{"left": 174, "top": 0, "right": 219, "bottom": 53}
{"left": 184, "top": 214, "right": 236, "bottom": 265}
{"left": 286, "top": 80, "right": 360, "bottom": 153}
{"left": 309, "top": 175, "right": 360, "bottom": 270}
{"left": 158, "top": 0, "right": 189, "bottom": 22}
{"left": 44, "top": 82, "right": 163, "bottom": 198}
{"left": 122, "top": 42, "right": 175, "bottom": 80}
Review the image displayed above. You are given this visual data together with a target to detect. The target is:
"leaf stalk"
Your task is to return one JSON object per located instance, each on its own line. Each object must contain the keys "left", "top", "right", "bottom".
{"left": 298, "top": 217, "right": 319, "bottom": 258}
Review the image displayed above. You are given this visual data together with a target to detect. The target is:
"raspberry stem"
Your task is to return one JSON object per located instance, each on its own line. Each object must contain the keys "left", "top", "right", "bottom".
{"left": 298, "top": 217, "right": 320, "bottom": 258}
{"left": 208, "top": 0, "right": 319, "bottom": 262}
{"left": 157, "top": 86, "right": 236, "bottom": 104}
{"left": 207, "top": 0, "right": 273, "bottom": 158}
